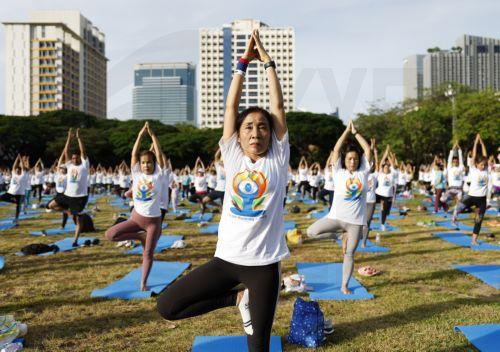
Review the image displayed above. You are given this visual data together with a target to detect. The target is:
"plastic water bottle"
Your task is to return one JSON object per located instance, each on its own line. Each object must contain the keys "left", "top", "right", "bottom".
{"left": 375, "top": 233, "right": 381, "bottom": 244}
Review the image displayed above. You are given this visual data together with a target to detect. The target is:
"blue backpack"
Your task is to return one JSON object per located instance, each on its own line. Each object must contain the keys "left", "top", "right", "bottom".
{"left": 287, "top": 297, "right": 325, "bottom": 348}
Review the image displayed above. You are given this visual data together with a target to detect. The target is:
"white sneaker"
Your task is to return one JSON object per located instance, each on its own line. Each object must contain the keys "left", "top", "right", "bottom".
{"left": 381, "top": 224, "right": 386, "bottom": 232}
{"left": 238, "top": 289, "right": 253, "bottom": 335}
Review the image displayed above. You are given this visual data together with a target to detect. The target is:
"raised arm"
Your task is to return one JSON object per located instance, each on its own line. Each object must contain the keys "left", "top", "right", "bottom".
{"left": 372, "top": 139, "right": 379, "bottom": 170}
{"left": 478, "top": 134, "right": 487, "bottom": 158}
{"left": 64, "top": 128, "right": 73, "bottom": 162}
{"left": 350, "top": 121, "right": 371, "bottom": 163}
{"left": 131, "top": 123, "right": 148, "bottom": 168}
{"left": 75, "top": 128, "right": 87, "bottom": 160}
{"left": 146, "top": 122, "right": 164, "bottom": 169}
{"left": 253, "top": 29, "right": 287, "bottom": 140}
{"left": 332, "top": 120, "right": 352, "bottom": 165}
{"left": 214, "top": 148, "right": 222, "bottom": 163}
{"left": 11, "top": 154, "right": 21, "bottom": 173}
{"left": 472, "top": 134, "right": 480, "bottom": 162}
{"left": 223, "top": 35, "right": 257, "bottom": 142}
{"left": 378, "top": 146, "right": 390, "bottom": 172}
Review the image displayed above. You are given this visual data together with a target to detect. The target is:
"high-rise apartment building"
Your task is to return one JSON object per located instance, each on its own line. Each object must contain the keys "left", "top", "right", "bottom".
{"left": 133, "top": 63, "right": 196, "bottom": 125}
{"left": 404, "top": 35, "right": 500, "bottom": 100}
{"left": 403, "top": 55, "right": 425, "bottom": 100}
{"left": 199, "top": 19, "right": 294, "bottom": 128}
{"left": 3, "top": 10, "right": 107, "bottom": 117}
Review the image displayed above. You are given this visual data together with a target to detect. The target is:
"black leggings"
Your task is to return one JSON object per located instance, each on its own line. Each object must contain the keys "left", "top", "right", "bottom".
{"left": 318, "top": 189, "right": 334, "bottom": 206}
{"left": 157, "top": 257, "right": 281, "bottom": 352}
{"left": 376, "top": 194, "right": 393, "bottom": 224}
{"left": 455, "top": 195, "right": 487, "bottom": 235}
{"left": 0, "top": 193, "right": 22, "bottom": 219}
{"left": 297, "top": 181, "right": 309, "bottom": 196}
{"left": 33, "top": 184, "right": 43, "bottom": 202}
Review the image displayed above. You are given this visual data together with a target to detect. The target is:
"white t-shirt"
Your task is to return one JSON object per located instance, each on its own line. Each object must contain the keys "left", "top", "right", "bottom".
{"left": 132, "top": 163, "right": 163, "bottom": 217}
{"left": 96, "top": 172, "right": 103, "bottom": 184}
{"left": 492, "top": 166, "right": 500, "bottom": 188}
{"left": 323, "top": 167, "right": 335, "bottom": 191}
{"left": 216, "top": 132, "right": 290, "bottom": 266}
{"left": 194, "top": 175, "right": 208, "bottom": 193}
{"left": 55, "top": 172, "right": 67, "bottom": 194}
{"left": 8, "top": 171, "right": 28, "bottom": 195}
{"left": 298, "top": 168, "right": 308, "bottom": 182}
{"left": 397, "top": 171, "right": 407, "bottom": 186}
{"left": 119, "top": 173, "right": 129, "bottom": 188}
{"left": 89, "top": 173, "right": 96, "bottom": 185}
{"left": 376, "top": 169, "right": 397, "bottom": 197}
{"left": 327, "top": 156, "right": 370, "bottom": 225}
{"left": 308, "top": 174, "right": 320, "bottom": 188}
{"left": 159, "top": 168, "right": 171, "bottom": 210}
{"left": 207, "top": 174, "right": 217, "bottom": 189}
{"left": 215, "top": 163, "right": 226, "bottom": 192}
{"left": 64, "top": 158, "right": 89, "bottom": 197}
{"left": 366, "top": 172, "right": 378, "bottom": 203}
{"left": 32, "top": 171, "right": 44, "bottom": 185}
{"left": 467, "top": 166, "right": 489, "bottom": 197}
{"left": 447, "top": 166, "right": 464, "bottom": 188}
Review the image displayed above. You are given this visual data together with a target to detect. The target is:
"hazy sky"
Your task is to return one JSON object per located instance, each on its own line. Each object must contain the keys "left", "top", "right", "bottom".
{"left": 0, "top": 0, "right": 498, "bottom": 122}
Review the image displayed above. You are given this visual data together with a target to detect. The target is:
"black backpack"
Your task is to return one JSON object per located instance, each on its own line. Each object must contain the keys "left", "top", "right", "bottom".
{"left": 21, "top": 243, "right": 59, "bottom": 255}
{"left": 80, "top": 213, "right": 95, "bottom": 233}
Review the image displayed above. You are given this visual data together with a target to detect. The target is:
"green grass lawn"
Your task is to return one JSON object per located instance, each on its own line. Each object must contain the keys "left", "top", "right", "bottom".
{"left": 0, "top": 195, "right": 498, "bottom": 351}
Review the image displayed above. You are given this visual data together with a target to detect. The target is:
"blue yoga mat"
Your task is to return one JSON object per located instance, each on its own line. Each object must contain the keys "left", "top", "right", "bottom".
{"left": 455, "top": 324, "right": 500, "bottom": 352}
{"left": 30, "top": 224, "right": 77, "bottom": 236}
{"left": 296, "top": 262, "right": 374, "bottom": 300}
{"left": 311, "top": 210, "right": 328, "bottom": 219}
{"left": 169, "top": 208, "right": 191, "bottom": 215}
{"left": 435, "top": 220, "right": 474, "bottom": 231}
{"left": 200, "top": 224, "right": 219, "bottom": 234}
{"left": 126, "top": 235, "right": 183, "bottom": 255}
{"left": 372, "top": 213, "right": 405, "bottom": 220}
{"left": 37, "top": 237, "right": 97, "bottom": 256}
{"left": 0, "top": 222, "right": 17, "bottom": 231}
{"left": 335, "top": 239, "right": 390, "bottom": 253}
{"left": 192, "top": 336, "right": 282, "bottom": 352}
{"left": 1, "top": 212, "right": 41, "bottom": 223}
{"left": 433, "top": 232, "right": 500, "bottom": 251}
{"left": 185, "top": 213, "right": 213, "bottom": 223}
{"left": 369, "top": 222, "right": 399, "bottom": 232}
{"left": 485, "top": 208, "right": 498, "bottom": 217}
{"left": 453, "top": 264, "right": 500, "bottom": 289}
{"left": 0, "top": 256, "right": 4, "bottom": 271}
{"left": 91, "top": 261, "right": 190, "bottom": 300}
{"left": 284, "top": 221, "right": 296, "bottom": 231}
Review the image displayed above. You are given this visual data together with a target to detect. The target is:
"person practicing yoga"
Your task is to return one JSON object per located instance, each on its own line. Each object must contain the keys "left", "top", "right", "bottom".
{"left": 105, "top": 122, "right": 165, "bottom": 291}
{"left": 452, "top": 134, "right": 490, "bottom": 245}
{"left": 157, "top": 30, "right": 289, "bottom": 352}
{"left": 318, "top": 151, "right": 335, "bottom": 206}
{"left": 46, "top": 128, "right": 89, "bottom": 246}
{"left": 202, "top": 148, "right": 226, "bottom": 210}
{"left": 362, "top": 138, "right": 379, "bottom": 248}
{"left": 0, "top": 154, "right": 29, "bottom": 223}
{"left": 297, "top": 156, "right": 309, "bottom": 199}
{"left": 306, "top": 119, "right": 371, "bottom": 294}
{"left": 375, "top": 145, "right": 397, "bottom": 232}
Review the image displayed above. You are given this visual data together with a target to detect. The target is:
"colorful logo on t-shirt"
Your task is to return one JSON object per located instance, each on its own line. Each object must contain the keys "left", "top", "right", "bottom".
{"left": 383, "top": 176, "right": 391, "bottom": 187}
{"left": 135, "top": 178, "right": 154, "bottom": 202}
{"left": 345, "top": 176, "right": 363, "bottom": 201}
{"left": 70, "top": 169, "right": 79, "bottom": 183}
{"left": 453, "top": 170, "right": 461, "bottom": 181}
{"left": 477, "top": 175, "right": 487, "bottom": 187}
{"left": 230, "top": 170, "right": 267, "bottom": 217}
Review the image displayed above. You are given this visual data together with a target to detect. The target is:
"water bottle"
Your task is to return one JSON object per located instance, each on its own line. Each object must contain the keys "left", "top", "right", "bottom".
{"left": 375, "top": 233, "right": 381, "bottom": 244}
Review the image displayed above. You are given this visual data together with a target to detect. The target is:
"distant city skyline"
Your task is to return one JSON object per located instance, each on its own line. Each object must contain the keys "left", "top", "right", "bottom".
{"left": 0, "top": 0, "right": 499, "bottom": 122}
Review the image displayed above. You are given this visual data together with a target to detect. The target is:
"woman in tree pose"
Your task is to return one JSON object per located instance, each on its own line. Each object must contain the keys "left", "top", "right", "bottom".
{"left": 452, "top": 134, "right": 490, "bottom": 245}
{"left": 157, "top": 30, "right": 289, "bottom": 352}
{"left": 0, "top": 154, "right": 29, "bottom": 223}
{"left": 105, "top": 122, "right": 165, "bottom": 290}
{"left": 306, "top": 119, "right": 371, "bottom": 294}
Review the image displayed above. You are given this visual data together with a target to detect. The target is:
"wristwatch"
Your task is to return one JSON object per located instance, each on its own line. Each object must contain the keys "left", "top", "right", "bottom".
{"left": 264, "top": 61, "right": 276, "bottom": 70}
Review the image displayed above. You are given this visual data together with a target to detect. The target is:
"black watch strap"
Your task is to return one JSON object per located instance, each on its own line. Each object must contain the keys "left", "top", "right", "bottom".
{"left": 264, "top": 61, "right": 276, "bottom": 70}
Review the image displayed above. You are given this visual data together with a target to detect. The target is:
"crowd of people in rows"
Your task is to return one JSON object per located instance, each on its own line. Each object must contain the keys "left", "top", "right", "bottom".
{"left": 1, "top": 30, "right": 498, "bottom": 352}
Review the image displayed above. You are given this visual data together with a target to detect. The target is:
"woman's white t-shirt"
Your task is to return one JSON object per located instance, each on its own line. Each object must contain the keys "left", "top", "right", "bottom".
{"left": 132, "top": 163, "right": 163, "bottom": 217}
{"left": 8, "top": 171, "right": 28, "bottom": 195}
{"left": 194, "top": 175, "right": 208, "bottom": 193}
{"left": 215, "top": 163, "right": 226, "bottom": 192}
{"left": 216, "top": 132, "right": 290, "bottom": 266}
{"left": 376, "top": 170, "right": 397, "bottom": 197}
{"left": 447, "top": 166, "right": 464, "bottom": 188}
{"left": 467, "top": 166, "right": 489, "bottom": 197}
{"left": 308, "top": 174, "right": 320, "bottom": 188}
{"left": 207, "top": 174, "right": 217, "bottom": 189}
{"left": 366, "top": 172, "right": 378, "bottom": 203}
{"left": 55, "top": 172, "right": 67, "bottom": 193}
{"left": 323, "top": 167, "right": 335, "bottom": 191}
{"left": 327, "top": 156, "right": 370, "bottom": 225}
{"left": 298, "top": 167, "right": 308, "bottom": 182}
{"left": 64, "top": 158, "right": 89, "bottom": 197}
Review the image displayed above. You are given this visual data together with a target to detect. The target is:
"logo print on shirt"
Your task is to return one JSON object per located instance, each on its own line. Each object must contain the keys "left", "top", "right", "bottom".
{"left": 230, "top": 170, "right": 267, "bottom": 217}
{"left": 345, "top": 176, "right": 363, "bottom": 201}
{"left": 453, "top": 170, "right": 461, "bottom": 181}
{"left": 70, "top": 169, "right": 79, "bottom": 183}
{"left": 478, "top": 175, "right": 487, "bottom": 187}
{"left": 135, "top": 178, "right": 154, "bottom": 201}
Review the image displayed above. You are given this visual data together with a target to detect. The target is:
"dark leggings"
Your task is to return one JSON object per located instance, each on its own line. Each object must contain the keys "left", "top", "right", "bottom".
{"left": 318, "top": 189, "right": 334, "bottom": 206}
{"left": 310, "top": 186, "right": 318, "bottom": 200}
{"left": 33, "top": 184, "right": 43, "bottom": 202}
{"left": 454, "top": 195, "right": 487, "bottom": 234}
{"left": 157, "top": 257, "right": 281, "bottom": 352}
{"left": 0, "top": 193, "right": 22, "bottom": 219}
{"left": 297, "top": 181, "right": 309, "bottom": 197}
{"left": 376, "top": 194, "right": 392, "bottom": 225}
{"left": 434, "top": 188, "right": 448, "bottom": 212}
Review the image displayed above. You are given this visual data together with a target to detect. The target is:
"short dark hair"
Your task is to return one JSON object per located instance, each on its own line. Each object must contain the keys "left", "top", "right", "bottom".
{"left": 475, "top": 155, "right": 487, "bottom": 164}
{"left": 340, "top": 143, "right": 363, "bottom": 170}
{"left": 235, "top": 106, "right": 274, "bottom": 133}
